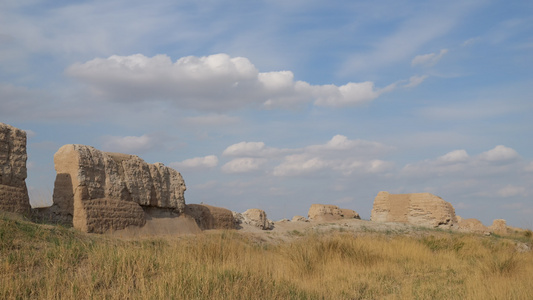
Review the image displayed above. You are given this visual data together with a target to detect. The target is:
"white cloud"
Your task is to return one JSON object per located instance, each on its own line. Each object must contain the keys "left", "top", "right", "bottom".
{"left": 367, "top": 159, "right": 395, "bottom": 173}
{"left": 402, "top": 145, "right": 524, "bottom": 179}
{"left": 272, "top": 155, "right": 394, "bottom": 177}
{"left": 67, "top": 53, "right": 392, "bottom": 111}
{"left": 411, "top": 49, "right": 449, "bottom": 67}
{"left": 479, "top": 145, "right": 519, "bottom": 162}
{"left": 222, "top": 141, "right": 292, "bottom": 157}
{"left": 404, "top": 75, "right": 429, "bottom": 88}
{"left": 324, "top": 134, "right": 357, "bottom": 150}
{"left": 273, "top": 135, "right": 393, "bottom": 176}
{"left": 170, "top": 155, "right": 218, "bottom": 170}
{"left": 525, "top": 162, "right": 533, "bottom": 172}
{"left": 222, "top": 135, "right": 394, "bottom": 177}
{"left": 273, "top": 154, "right": 327, "bottom": 176}
{"left": 223, "top": 141, "right": 266, "bottom": 156}
{"left": 306, "top": 135, "right": 392, "bottom": 157}
{"left": 313, "top": 82, "right": 392, "bottom": 107}
{"left": 437, "top": 149, "right": 469, "bottom": 163}
{"left": 258, "top": 71, "right": 296, "bottom": 92}
{"left": 334, "top": 159, "right": 394, "bottom": 175}
{"left": 101, "top": 134, "right": 156, "bottom": 154}
{"left": 221, "top": 157, "right": 267, "bottom": 173}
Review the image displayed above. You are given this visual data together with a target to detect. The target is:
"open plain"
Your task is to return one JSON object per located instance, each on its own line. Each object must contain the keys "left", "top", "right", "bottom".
{"left": 2, "top": 211, "right": 532, "bottom": 300}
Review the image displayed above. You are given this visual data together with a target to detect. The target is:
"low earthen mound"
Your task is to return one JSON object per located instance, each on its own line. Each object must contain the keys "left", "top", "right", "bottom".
{"left": 370, "top": 191, "right": 457, "bottom": 228}
{"left": 108, "top": 208, "right": 201, "bottom": 237}
{"left": 308, "top": 204, "right": 360, "bottom": 221}
{"left": 185, "top": 204, "right": 236, "bottom": 230}
{"left": 489, "top": 219, "right": 509, "bottom": 235}
{"left": 457, "top": 218, "right": 489, "bottom": 234}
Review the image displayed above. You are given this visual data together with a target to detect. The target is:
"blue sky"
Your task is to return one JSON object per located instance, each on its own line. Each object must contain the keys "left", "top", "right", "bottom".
{"left": 1, "top": 0, "right": 532, "bottom": 227}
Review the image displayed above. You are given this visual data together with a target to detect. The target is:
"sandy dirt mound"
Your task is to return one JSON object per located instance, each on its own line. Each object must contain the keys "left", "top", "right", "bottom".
{"left": 107, "top": 208, "right": 201, "bottom": 238}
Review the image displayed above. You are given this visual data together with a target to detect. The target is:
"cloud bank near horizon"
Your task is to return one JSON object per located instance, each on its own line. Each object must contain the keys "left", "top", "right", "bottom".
{"left": 167, "top": 135, "right": 530, "bottom": 192}
{"left": 162, "top": 134, "right": 532, "bottom": 223}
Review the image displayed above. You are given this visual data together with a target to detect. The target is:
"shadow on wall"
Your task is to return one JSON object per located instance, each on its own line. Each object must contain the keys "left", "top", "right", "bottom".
{"left": 33, "top": 173, "right": 75, "bottom": 225}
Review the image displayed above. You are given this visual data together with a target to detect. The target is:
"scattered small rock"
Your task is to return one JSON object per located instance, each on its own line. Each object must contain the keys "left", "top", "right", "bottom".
{"left": 292, "top": 215, "right": 309, "bottom": 222}
{"left": 237, "top": 208, "right": 274, "bottom": 230}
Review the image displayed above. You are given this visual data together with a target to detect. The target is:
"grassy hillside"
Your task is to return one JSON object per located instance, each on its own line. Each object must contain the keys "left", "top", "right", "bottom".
{"left": 1, "top": 213, "right": 532, "bottom": 299}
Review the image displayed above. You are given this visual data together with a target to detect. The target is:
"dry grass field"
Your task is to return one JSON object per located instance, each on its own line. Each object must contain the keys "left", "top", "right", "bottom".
{"left": 1, "top": 213, "right": 532, "bottom": 299}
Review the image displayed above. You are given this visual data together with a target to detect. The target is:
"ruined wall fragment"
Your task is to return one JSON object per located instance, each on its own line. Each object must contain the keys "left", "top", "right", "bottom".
{"left": 0, "top": 123, "right": 31, "bottom": 214}
{"left": 46, "top": 144, "right": 186, "bottom": 233}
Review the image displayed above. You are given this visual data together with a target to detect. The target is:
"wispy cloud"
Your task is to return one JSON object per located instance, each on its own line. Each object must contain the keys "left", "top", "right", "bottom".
{"left": 340, "top": 0, "right": 486, "bottom": 76}
{"left": 404, "top": 75, "right": 429, "bottom": 88}
{"left": 411, "top": 49, "right": 449, "bottom": 67}
{"left": 170, "top": 155, "right": 219, "bottom": 171}
{"left": 402, "top": 145, "right": 522, "bottom": 177}
{"left": 221, "top": 157, "right": 267, "bottom": 174}
{"left": 478, "top": 145, "right": 519, "bottom": 162}
{"left": 341, "top": 12, "right": 455, "bottom": 74}
{"left": 219, "top": 135, "right": 394, "bottom": 177}
{"left": 222, "top": 141, "right": 292, "bottom": 158}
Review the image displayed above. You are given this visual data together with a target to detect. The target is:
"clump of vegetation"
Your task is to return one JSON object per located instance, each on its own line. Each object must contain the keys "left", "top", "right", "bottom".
{"left": 288, "top": 229, "right": 305, "bottom": 237}
{"left": 1, "top": 214, "right": 533, "bottom": 299}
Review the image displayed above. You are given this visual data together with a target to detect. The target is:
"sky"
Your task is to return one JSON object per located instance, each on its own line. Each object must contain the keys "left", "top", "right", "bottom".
{"left": 1, "top": 0, "right": 532, "bottom": 228}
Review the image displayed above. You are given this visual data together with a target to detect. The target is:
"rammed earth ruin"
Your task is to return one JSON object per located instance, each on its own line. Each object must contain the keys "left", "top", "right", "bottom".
{"left": 34, "top": 144, "right": 186, "bottom": 233}
{"left": 0, "top": 122, "right": 522, "bottom": 235}
{"left": 0, "top": 123, "right": 32, "bottom": 214}
{"left": 370, "top": 191, "right": 457, "bottom": 228}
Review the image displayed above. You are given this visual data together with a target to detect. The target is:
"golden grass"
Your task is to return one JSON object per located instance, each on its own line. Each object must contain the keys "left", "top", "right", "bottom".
{"left": 1, "top": 215, "right": 532, "bottom": 299}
